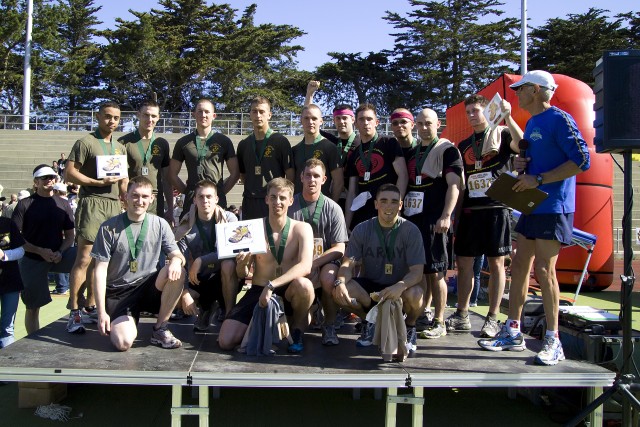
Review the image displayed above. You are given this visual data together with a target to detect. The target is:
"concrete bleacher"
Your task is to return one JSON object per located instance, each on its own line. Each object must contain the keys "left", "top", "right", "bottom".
{"left": 0, "top": 130, "right": 301, "bottom": 208}
{"left": 0, "top": 130, "right": 637, "bottom": 254}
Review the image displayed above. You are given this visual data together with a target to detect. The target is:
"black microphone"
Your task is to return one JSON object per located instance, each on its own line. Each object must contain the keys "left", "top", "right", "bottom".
{"left": 518, "top": 139, "right": 529, "bottom": 175}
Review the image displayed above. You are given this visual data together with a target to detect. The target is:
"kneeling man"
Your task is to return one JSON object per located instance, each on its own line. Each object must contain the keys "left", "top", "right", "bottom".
{"left": 334, "top": 184, "right": 426, "bottom": 352}
{"left": 218, "top": 178, "right": 314, "bottom": 353}
{"left": 92, "top": 176, "right": 187, "bottom": 351}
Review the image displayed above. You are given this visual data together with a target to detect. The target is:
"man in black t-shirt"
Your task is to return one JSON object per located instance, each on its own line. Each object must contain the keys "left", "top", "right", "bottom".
{"left": 344, "top": 103, "right": 408, "bottom": 230}
{"left": 120, "top": 100, "right": 174, "bottom": 221}
{"left": 305, "top": 81, "right": 361, "bottom": 211}
{"left": 449, "top": 94, "right": 522, "bottom": 339}
{"left": 292, "top": 104, "right": 342, "bottom": 201}
{"left": 170, "top": 99, "right": 239, "bottom": 214}
{"left": 237, "top": 96, "right": 294, "bottom": 220}
{"left": 12, "top": 164, "right": 76, "bottom": 335}
{"left": 400, "top": 109, "right": 464, "bottom": 340}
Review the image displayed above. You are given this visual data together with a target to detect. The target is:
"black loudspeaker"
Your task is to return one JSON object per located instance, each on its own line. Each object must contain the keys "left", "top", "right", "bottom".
{"left": 593, "top": 50, "right": 640, "bottom": 153}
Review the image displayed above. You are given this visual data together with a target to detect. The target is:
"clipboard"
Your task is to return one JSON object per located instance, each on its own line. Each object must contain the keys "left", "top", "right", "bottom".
{"left": 485, "top": 173, "right": 548, "bottom": 215}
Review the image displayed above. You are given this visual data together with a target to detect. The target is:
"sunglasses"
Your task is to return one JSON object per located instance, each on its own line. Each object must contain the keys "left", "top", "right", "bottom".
{"left": 38, "top": 175, "right": 57, "bottom": 181}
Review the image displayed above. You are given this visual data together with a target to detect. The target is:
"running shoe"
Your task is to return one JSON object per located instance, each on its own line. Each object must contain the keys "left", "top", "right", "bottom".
{"left": 288, "top": 328, "right": 304, "bottom": 353}
{"left": 333, "top": 310, "right": 345, "bottom": 330}
{"left": 478, "top": 326, "right": 525, "bottom": 352}
{"left": 150, "top": 324, "right": 182, "bottom": 349}
{"left": 66, "top": 310, "right": 85, "bottom": 334}
{"left": 415, "top": 310, "right": 433, "bottom": 332}
{"left": 535, "top": 335, "right": 565, "bottom": 366}
{"left": 445, "top": 312, "right": 471, "bottom": 332}
{"left": 480, "top": 317, "right": 501, "bottom": 338}
{"left": 193, "top": 309, "right": 214, "bottom": 332}
{"left": 81, "top": 306, "right": 98, "bottom": 324}
{"left": 310, "top": 304, "right": 324, "bottom": 331}
{"left": 228, "top": 225, "right": 251, "bottom": 243}
{"left": 321, "top": 324, "right": 339, "bottom": 346}
{"left": 356, "top": 321, "right": 375, "bottom": 347}
{"left": 406, "top": 326, "right": 417, "bottom": 354}
{"left": 419, "top": 319, "right": 446, "bottom": 339}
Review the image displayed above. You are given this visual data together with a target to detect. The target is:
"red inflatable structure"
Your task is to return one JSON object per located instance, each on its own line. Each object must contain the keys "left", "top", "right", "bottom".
{"left": 441, "top": 73, "right": 614, "bottom": 290}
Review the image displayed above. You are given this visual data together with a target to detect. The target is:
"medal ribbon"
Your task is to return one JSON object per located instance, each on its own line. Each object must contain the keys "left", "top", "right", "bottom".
{"left": 94, "top": 129, "right": 115, "bottom": 155}
{"left": 266, "top": 217, "right": 291, "bottom": 267}
{"left": 123, "top": 214, "right": 149, "bottom": 264}
{"left": 251, "top": 128, "right": 273, "bottom": 165}
{"left": 195, "top": 129, "right": 214, "bottom": 165}
{"left": 195, "top": 217, "right": 217, "bottom": 253}
{"left": 135, "top": 130, "right": 156, "bottom": 166}
{"left": 337, "top": 132, "right": 356, "bottom": 161}
{"left": 357, "top": 132, "right": 379, "bottom": 172}
{"left": 298, "top": 193, "right": 325, "bottom": 232}
{"left": 374, "top": 219, "right": 400, "bottom": 265}
{"left": 471, "top": 128, "right": 489, "bottom": 167}
{"left": 415, "top": 137, "right": 438, "bottom": 178}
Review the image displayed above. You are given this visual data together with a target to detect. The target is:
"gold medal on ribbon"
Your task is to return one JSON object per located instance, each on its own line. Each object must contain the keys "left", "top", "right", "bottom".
{"left": 276, "top": 265, "right": 282, "bottom": 277}
{"left": 255, "top": 166, "right": 262, "bottom": 175}
{"left": 130, "top": 260, "right": 138, "bottom": 273}
{"left": 384, "top": 264, "right": 393, "bottom": 275}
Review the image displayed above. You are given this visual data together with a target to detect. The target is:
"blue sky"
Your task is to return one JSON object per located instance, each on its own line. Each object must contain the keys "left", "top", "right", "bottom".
{"left": 95, "top": 0, "right": 637, "bottom": 71}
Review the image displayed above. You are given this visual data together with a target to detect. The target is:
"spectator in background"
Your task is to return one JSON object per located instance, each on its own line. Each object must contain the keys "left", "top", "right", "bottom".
{"left": 0, "top": 215, "right": 25, "bottom": 348}
{"left": 51, "top": 182, "right": 73, "bottom": 296}
{"left": 57, "top": 153, "right": 67, "bottom": 177}
{"left": 2, "top": 193, "right": 18, "bottom": 219}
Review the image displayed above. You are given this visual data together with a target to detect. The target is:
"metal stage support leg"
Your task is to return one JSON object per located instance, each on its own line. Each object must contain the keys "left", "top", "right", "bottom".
{"left": 385, "top": 387, "right": 425, "bottom": 427}
{"left": 171, "top": 385, "right": 210, "bottom": 427}
{"left": 586, "top": 386, "right": 604, "bottom": 427}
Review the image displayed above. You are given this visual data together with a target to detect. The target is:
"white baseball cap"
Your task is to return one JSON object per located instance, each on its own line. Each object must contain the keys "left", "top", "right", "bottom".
{"left": 17, "top": 190, "right": 30, "bottom": 200}
{"left": 33, "top": 166, "right": 58, "bottom": 179}
{"left": 510, "top": 70, "right": 558, "bottom": 91}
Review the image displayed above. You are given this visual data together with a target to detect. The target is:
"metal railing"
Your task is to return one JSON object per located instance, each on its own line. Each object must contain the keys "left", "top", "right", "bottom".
{"left": 0, "top": 110, "right": 445, "bottom": 136}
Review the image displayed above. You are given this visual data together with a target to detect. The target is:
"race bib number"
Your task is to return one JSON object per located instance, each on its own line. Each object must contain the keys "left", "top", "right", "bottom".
{"left": 468, "top": 172, "right": 493, "bottom": 198}
{"left": 313, "top": 238, "right": 324, "bottom": 259}
{"left": 403, "top": 191, "right": 424, "bottom": 217}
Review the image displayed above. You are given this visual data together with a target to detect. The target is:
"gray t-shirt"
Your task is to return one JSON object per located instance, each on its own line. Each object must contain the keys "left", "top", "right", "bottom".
{"left": 288, "top": 193, "right": 348, "bottom": 253}
{"left": 91, "top": 213, "right": 178, "bottom": 289}
{"left": 346, "top": 216, "right": 425, "bottom": 286}
{"left": 178, "top": 211, "right": 237, "bottom": 275}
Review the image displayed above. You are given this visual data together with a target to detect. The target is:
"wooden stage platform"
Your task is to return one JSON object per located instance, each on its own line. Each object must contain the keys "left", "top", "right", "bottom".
{"left": 0, "top": 311, "right": 616, "bottom": 426}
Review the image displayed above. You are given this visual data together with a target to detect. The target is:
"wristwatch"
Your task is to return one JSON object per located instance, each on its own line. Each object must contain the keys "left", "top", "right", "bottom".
{"left": 535, "top": 174, "right": 543, "bottom": 186}
{"left": 266, "top": 281, "right": 275, "bottom": 291}
{"left": 333, "top": 279, "right": 345, "bottom": 288}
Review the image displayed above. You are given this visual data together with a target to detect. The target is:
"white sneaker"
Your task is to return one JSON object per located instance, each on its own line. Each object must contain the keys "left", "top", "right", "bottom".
{"left": 535, "top": 335, "right": 565, "bottom": 366}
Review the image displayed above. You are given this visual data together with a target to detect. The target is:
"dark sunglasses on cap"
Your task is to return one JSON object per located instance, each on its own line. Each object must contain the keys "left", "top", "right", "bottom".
{"left": 38, "top": 175, "right": 57, "bottom": 181}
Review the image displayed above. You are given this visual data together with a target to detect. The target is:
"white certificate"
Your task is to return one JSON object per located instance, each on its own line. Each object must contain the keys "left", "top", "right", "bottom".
{"left": 96, "top": 155, "right": 128, "bottom": 179}
{"left": 215, "top": 219, "right": 267, "bottom": 259}
{"left": 483, "top": 93, "right": 509, "bottom": 130}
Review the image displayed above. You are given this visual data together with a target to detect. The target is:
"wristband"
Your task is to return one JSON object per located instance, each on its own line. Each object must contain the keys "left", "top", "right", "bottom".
{"left": 334, "top": 279, "right": 345, "bottom": 288}
{"left": 266, "top": 281, "right": 275, "bottom": 291}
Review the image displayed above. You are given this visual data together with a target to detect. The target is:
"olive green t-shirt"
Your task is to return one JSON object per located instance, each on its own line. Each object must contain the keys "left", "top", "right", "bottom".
{"left": 68, "top": 131, "right": 126, "bottom": 200}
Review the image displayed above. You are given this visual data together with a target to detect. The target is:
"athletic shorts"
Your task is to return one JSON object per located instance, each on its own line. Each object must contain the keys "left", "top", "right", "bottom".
{"left": 226, "top": 284, "right": 292, "bottom": 325}
{"left": 406, "top": 212, "right": 448, "bottom": 274}
{"left": 241, "top": 197, "right": 268, "bottom": 221}
{"left": 515, "top": 212, "right": 573, "bottom": 245}
{"left": 187, "top": 272, "right": 243, "bottom": 312}
{"left": 19, "top": 247, "right": 77, "bottom": 309}
{"left": 351, "top": 277, "right": 390, "bottom": 294}
{"left": 105, "top": 271, "right": 162, "bottom": 322}
{"left": 75, "top": 196, "right": 122, "bottom": 242}
{"left": 454, "top": 208, "right": 512, "bottom": 257}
